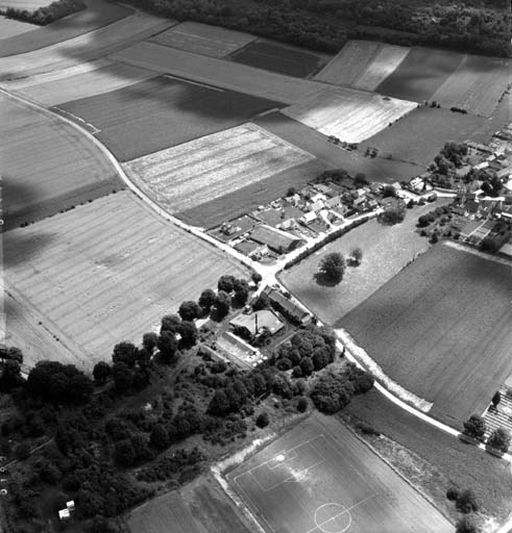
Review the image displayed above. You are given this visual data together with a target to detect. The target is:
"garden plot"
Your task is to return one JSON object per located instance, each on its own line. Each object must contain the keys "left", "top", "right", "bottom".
{"left": 0, "top": 92, "right": 120, "bottom": 229}
{"left": 0, "top": 12, "right": 173, "bottom": 81}
{"left": 7, "top": 59, "right": 156, "bottom": 106}
{"left": 431, "top": 55, "right": 512, "bottom": 117}
{"left": 282, "top": 87, "right": 417, "bottom": 143}
{"left": 3, "top": 191, "right": 248, "bottom": 370}
{"left": 150, "top": 21, "right": 255, "bottom": 58}
{"left": 123, "top": 123, "right": 315, "bottom": 216}
{"left": 314, "top": 40, "right": 409, "bottom": 91}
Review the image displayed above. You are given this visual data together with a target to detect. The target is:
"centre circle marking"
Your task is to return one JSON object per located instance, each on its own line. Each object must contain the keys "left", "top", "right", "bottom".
{"left": 314, "top": 503, "right": 352, "bottom": 533}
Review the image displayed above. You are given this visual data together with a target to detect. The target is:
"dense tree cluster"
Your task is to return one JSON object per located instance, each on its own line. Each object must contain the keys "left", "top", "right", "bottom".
{"left": 379, "top": 204, "right": 406, "bottom": 225}
{"left": 310, "top": 363, "right": 374, "bottom": 414}
{"left": 1, "top": 0, "right": 85, "bottom": 25}
{"left": 462, "top": 414, "right": 486, "bottom": 441}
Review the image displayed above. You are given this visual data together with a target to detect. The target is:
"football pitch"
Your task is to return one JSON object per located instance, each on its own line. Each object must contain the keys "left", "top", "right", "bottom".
{"left": 227, "top": 415, "right": 451, "bottom": 533}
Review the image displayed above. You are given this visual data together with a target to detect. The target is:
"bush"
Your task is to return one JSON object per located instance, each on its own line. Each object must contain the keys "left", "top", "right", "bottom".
{"left": 446, "top": 486, "right": 460, "bottom": 501}
{"left": 296, "top": 397, "right": 308, "bottom": 413}
{"left": 256, "top": 412, "right": 270, "bottom": 428}
{"left": 455, "top": 489, "right": 479, "bottom": 514}
{"left": 487, "top": 427, "right": 511, "bottom": 453}
{"left": 455, "top": 515, "right": 482, "bottom": 533}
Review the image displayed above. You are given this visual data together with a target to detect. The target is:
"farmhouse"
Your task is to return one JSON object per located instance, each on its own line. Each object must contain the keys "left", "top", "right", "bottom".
{"left": 234, "top": 239, "right": 269, "bottom": 259}
{"left": 250, "top": 225, "right": 305, "bottom": 254}
{"left": 267, "top": 289, "right": 312, "bottom": 325}
{"left": 230, "top": 310, "right": 284, "bottom": 338}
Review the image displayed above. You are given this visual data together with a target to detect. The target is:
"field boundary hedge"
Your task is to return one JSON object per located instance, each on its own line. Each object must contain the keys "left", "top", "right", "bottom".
{"left": 1, "top": 0, "right": 85, "bottom": 25}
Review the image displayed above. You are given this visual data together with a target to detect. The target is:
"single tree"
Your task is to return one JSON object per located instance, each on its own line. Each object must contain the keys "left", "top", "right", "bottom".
{"left": 491, "top": 391, "right": 502, "bottom": 408}
{"left": 179, "top": 321, "right": 198, "bottom": 348}
{"left": 160, "top": 314, "right": 181, "bottom": 334}
{"left": 217, "top": 275, "right": 237, "bottom": 293}
{"left": 157, "top": 331, "right": 178, "bottom": 364}
{"left": 455, "top": 515, "right": 482, "bottom": 533}
{"left": 463, "top": 414, "right": 486, "bottom": 440}
{"left": 93, "top": 361, "right": 111, "bottom": 385}
{"left": 252, "top": 292, "right": 270, "bottom": 311}
{"left": 351, "top": 247, "right": 363, "bottom": 266}
{"left": 455, "top": 489, "right": 479, "bottom": 514}
{"left": 487, "top": 427, "right": 511, "bottom": 453}
{"left": 142, "top": 332, "right": 158, "bottom": 354}
{"left": 382, "top": 185, "right": 397, "bottom": 198}
{"left": 380, "top": 205, "right": 406, "bottom": 225}
{"left": 213, "top": 291, "right": 231, "bottom": 320}
{"left": 256, "top": 412, "right": 270, "bottom": 428}
{"left": 353, "top": 173, "right": 368, "bottom": 188}
{"left": 112, "top": 342, "right": 138, "bottom": 368}
{"left": 318, "top": 252, "right": 346, "bottom": 284}
{"left": 178, "top": 301, "right": 201, "bottom": 322}
{"left": 198, "top": 289, "right": 216, "bottom": 311}
{"left": 251, "top": 272, "right": 263, "bottom": 285}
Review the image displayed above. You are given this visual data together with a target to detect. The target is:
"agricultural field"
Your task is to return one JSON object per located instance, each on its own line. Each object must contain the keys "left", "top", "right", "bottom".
{"left": 0, "top": 15, "right": 35, "bottom": 39}
{"left": 344, "top": 389, "right": 512, "bottom": 522}
{"left": 281, "top": 201, "right": 448, "bottom": 325}
{"left": 0, "top": 0, "right": 47, "bottom": 9}
{"left": 123, "top": 123, "right": 315, "bottom": 221}
{"left": 127, "top": 478, "right": 252, "bottom": 533}
{"left": 0, "top": 12, "right": 172, "bottom": 81}
{"left": 2, "top": 191, "right": 248, "bottom": 370}
{"left": 376, "top": 46, "right": 464, "bottom": 102}
{"left": 227, "top": 413, "right": 452, "bottom": 533}
{"left": 359, "top": 106, "right": 491, "bottom": 167}
{"left": 230, "top": 39, "right": 329, "bottom": 78}
{"left": 314, "top": 40, "right": 409, "bottom": 91}
{"left": 431, "top": 54, "right": 512, "bottom": 117}
{"left": 59, "top": 76, "right": 281, "bottom": 161}
{"left": 111, "top": 42, "right": 343, "bottom": 105}
{"left": 6, "top": 59, "right": 156, "bottom": 106}
{"left": 150, "top": 21, "right": 256, "bottom": 58}
{"left": 255, "top": 112, "right": 423, "bottom": 181}
{"left": 0, "top": 92, "right": 120, "bottom": 229}
{"left": 282, "top": 87, "right": 418, "bottom": 147}
{"left": 339, "top": 243, "right": 512, "bottom": 426}
{"left": 0, "top": 0, "right": 132, "bottom": 57}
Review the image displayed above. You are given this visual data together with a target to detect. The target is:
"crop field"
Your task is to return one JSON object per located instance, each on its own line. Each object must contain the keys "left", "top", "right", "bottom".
{"left": 0, "top": 12, "right": 172, "bottom": 81}
{"left": 431, "top": 55, "right": 512, "bottom": 117}
{"left": 3, "top": 191, "right": 248, "bottom": 370}
{"left": 340, "top": 243, "right": 512, "bottom": 426}
{"left": 281, "top": 201, "right": 448, "bottom": 325}
{"left": 0, "top": 92, "right": 120, "bottom": 229}
{"left": 0, "top": 0, "right": 47, "bottom": 9}
{"left": 60, "top": 76, "right": 280, "bottom": 161}
{"left": 123, "top": 123, "right": 315, "bottom": 220}
{"left": 254, "top": 112, "right": 423, "bottom": 182}
{"left": 282, "top": 87, "right": 417, "bottom": 143}
{"left": 127, "top": 478, "right": 252, "bottom": 533}
{"left": 0, "top": 0, "right": 132, "bottom": 57}
{"left": 111, "top": 42, "right": 343, "bottom": 105}
{"left": 7, "top": 60, "right": 156, "bottom": 106}
{"left": 376, "top": 46, "right": 464, "bottom": 102}
{"left": 150, "top": 21, "right": 256, "bottom": 58}
{"left": 0, "top": 16, "right": 35, "bottom": 39}
{"left": 359, "top": 106, "right": 490, "bottom": 167}
{"left": 230, "top": 40, "right": 328, "bottom": 78}
{"left": 227, "top": 414, "right": 451, "bottom": 533}
{"left": 314, "top": 40, "right": 409, "bottom": 91}
{"left": 179, "top": 158, "right": 326, "bottom": 228}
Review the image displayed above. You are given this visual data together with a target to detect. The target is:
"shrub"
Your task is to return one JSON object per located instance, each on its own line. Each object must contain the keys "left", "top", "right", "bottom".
{"left": 256, "top": 412, "right": 269, "bottom": 428}
{"left": 446, "top": 486, "right": 460, "bottom": 501}
{"left": 296, "top": 396, "right": 308, "bottom": 413}
{"left": 455, "top": 489, "right": 479, "bottom": 514}
{"left": 455, "top": 515, "right": 482, "bottom": 533}
{"left": 487, "top": 427, "right": 511, "bottom": 453}
{"left": 463, "top": 415, "right": 486, "bottom": 441}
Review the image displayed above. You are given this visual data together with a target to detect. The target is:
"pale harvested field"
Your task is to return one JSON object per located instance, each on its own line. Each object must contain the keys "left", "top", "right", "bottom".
{"left": 150, "top": 21, "right": 255, "bottom": 58}
{"left": 0, "top": 13, "right": 173, "bottom": 81}
{"left": 0, "top": 92, "right": 119, "bottom": 229}
{"left": 123, "top": 123, "right": 314, "bottom": 216}
{"left": 0, "top": 0, "right": 46, "bottom": 9}
{"left": 0, "top": 16, "right": 35, "bottom": 38}
{"left": 431, "top": 55, "right": 512, "bottom": 117}
{"left": 314, "top": 40, "right": 409, "bottom": 91}
{"left": 282, "top": 87, "right": 417, "bottom": 143}
{"left": 112, "top": 41, "right": 342, "bottom": 105}
{"left": 3, "top": 191, "right": 248, "bottom": 370}
{"left": 6, "top": 60, "right": 156, "bottom": 106}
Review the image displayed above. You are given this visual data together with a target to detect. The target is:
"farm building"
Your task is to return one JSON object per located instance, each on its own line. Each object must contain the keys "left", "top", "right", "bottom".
{"left": 230, "top": 310, "right": 284, "bottom": 338}
{"left": 267, "top": 289, "right": 312, "bottom": 325}
{"left": 250, "top": 225, "right": 305, "bottom": 254}
{"left": 234, "top": 240, "right": 269, "bottom": 259}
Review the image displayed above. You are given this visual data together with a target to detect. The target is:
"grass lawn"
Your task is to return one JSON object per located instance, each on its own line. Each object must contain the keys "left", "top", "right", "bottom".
{"left": 339, "top": 243, "right": 512, "bottom": 426}
{"left": 342, "top": 388, "right": 512, "bottom": 523}
{"left": 281, "top": 200, "right": 449, "bottom": 324}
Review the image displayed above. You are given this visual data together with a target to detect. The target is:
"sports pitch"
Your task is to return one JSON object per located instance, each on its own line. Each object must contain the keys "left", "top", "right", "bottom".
{"left": 340, "top": 243, "right": 512, "bottom": 425}
{"left": 227, "top": 414, "right": 451, "bottom": 533}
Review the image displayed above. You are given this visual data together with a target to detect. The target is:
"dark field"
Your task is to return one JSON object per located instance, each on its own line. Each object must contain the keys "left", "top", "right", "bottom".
{"left": 230, "top": 39, "right": 327, "bottom": 78}
{"left": 360, "top": 106, "right": 490, "bottom": 167}
{"left": 343, "top": 388, "right": 512, "bottom": 522}
{"left": 255, "top": 112, "right": 423, "bottom": 181}
{"left": 0, "top": 0, "right": 131, "bottom": 57}
{"left": 58, "top": 76, "right": 282, "bottom": 161}
{"left": 178, "top": 158, "right": 326, "bottom": 228}
{"left": 377, "top": 46, "right": 463, "bottom": 101}
{"left": 339, "top": 244, "right": 512, "bottom": 426}
{"left": 227, "top": 414, "right": 451, "bottom": 533}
